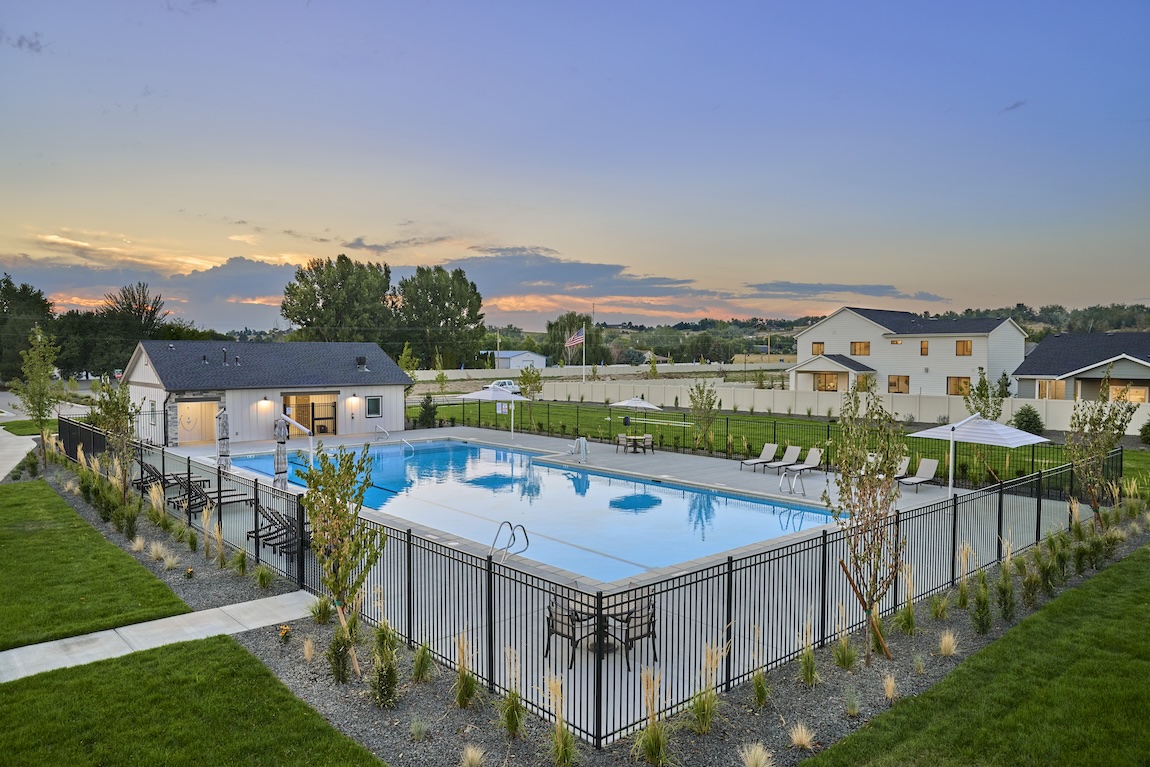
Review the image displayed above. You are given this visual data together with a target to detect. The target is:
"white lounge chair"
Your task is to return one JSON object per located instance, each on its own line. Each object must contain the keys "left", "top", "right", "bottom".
{"left": 892, "top": 456, "right": 910, "bottom": 480}
{"left": 740, "top": 443, "right": 779, "bottom": 472}
{"left": 764, "top": 445, "right": 802, "bottom": 474}
{"left": 781, "top": 448, "right": 823, "bottom": 495}
{"left": 898, "top": 458, "right": 939, "bottom": 492}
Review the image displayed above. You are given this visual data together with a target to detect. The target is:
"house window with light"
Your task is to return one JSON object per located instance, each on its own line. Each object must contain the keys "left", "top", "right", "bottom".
{"left": 947, "top": 376, "right": 971, "bottom": 395}
{"left": 811, "top": 342, "right": 824, "bottom": 355}
{"left": 956, "top": 340, "right": 972, "bottom": 356}
{"left": 920, "top": 340, "right": 929, "bottom": 356}
{"left": 1038, "top": 380, "right": 1066, "bottom": 400}
{"left": 849, "top": 341, "right": 870, "bottom": 356}
{"left": 815, "top": 373, "right": 839, "bottom": 392}
{"left": 888, "top": 375, "right": 910, "bottom": 394}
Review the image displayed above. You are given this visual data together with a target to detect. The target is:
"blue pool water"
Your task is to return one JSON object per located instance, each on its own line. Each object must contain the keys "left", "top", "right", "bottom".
{"left": 232, "top": 440, "right": 832, "bottom": 582}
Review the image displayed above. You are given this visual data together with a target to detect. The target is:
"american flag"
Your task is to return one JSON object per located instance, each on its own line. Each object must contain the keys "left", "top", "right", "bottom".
{"left": 564, "top": 328, "right": 585, "bottom": 348}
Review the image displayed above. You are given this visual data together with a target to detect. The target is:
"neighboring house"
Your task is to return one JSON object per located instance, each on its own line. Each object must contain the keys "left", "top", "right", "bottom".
{"left": 788, "top": 307, "right": 1026, "bottom": 397}
{"left": 1012, "top": 332, "right": 1150, "bottom": 403}
{"left": 122, "top": 341, "right": 412, "bottom": 446}
{"left": 484, "top": 350, "right": 546, "bottom": 370}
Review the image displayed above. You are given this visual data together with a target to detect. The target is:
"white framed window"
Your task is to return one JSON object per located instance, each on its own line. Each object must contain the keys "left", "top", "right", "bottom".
{"left": 888, "top": 375, "right": 910, "bottom": 394}
{"left": 850, "top": 341, "right": 870, "bottom": 356}
{"left": 365, "top": 396, "right": 382, "bottom": 418}
{"left": 947, "top": 376, "right": 971, "bottom": 396}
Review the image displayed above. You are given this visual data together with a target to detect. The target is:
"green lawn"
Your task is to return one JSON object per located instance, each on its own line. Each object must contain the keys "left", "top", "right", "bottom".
{"left": 1122, "top": 448, "right": 1150, "bottom": 479}
{"left": 0, "top": 481, "right": 189, "bottom": 650}
{"left": 0, "top": 635, "right": 383, "bottom": 766}
{"left": 2, "top": 418, "right": 56, "bottom": 436}
{"left": 808, "top": 544, "right": 1150, "bottom": 767}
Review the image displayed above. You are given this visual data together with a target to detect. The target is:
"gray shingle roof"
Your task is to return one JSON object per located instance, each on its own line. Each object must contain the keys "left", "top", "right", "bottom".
{"left": 848, "top": 307, "right": 1011, "bottom": 336}
{"left": 1012, "top": 332, "right": 1150, "bottom": 377}
{"left": 137, "top": 341, "right": 412, "bottom": 391}
{"left": 821, "top": 354, "right": 876, "bottom": 373}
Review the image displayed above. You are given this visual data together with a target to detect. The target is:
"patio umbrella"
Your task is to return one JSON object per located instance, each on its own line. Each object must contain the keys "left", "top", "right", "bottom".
{"left": 215, "top": 406, "right": 231, "bottom": 470}
{"left": 909, "top": 413, "right": 1049, "bottom": 498}
{"left": 273, "top": 416, "right": 290, "bottom": 490}
{"left": 458, "top": 387, "right": 529, "bottom": 436}
{"left": 609, "top": 397, "right": 662, "bottom": 434}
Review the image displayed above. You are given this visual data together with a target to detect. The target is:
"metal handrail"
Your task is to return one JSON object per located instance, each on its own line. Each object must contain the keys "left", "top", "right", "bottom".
{"left": 402, "top": 439, "right": 415, "bottom": 458}
{"left": 375, "top": 425, "right": 390, "bottom": 441}
{"left": 488, "top": 520, "right": 530, "bottom": 563}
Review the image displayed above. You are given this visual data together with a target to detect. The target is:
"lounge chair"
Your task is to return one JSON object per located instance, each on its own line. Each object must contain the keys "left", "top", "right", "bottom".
{"left": 781, "top": 448, "right": 823, "bottom": 495}
{"left": 892, "top": 456, "right": 910, "bottom": 480}
{"left": 615, "top": 433, "right": 629, "bottom": 453}
{"left": 764, "top": 445, "right": 802, "bottom": 474}
{"left": 740, "top": 443, "right": 778, "bottom": 472}
{"left": 898, "top": 458, "right": 939, "bottom": 492}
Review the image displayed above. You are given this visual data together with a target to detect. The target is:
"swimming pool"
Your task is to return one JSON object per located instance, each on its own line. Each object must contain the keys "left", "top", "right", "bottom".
{"left": 231, "top": 440, "right": 833, "bottom": 583}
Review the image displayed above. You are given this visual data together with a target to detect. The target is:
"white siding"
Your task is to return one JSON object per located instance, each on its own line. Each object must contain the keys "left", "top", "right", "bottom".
{"left": 986, "top": 323, "right": 1027, "bottom": 392}
{"left": 220, "top": 385, "right": 408, "bottom": 442}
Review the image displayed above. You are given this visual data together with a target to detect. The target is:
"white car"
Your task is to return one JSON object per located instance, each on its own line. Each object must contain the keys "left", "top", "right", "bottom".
{"left": 483, "top": 379, "right": 521, "bottom": 395}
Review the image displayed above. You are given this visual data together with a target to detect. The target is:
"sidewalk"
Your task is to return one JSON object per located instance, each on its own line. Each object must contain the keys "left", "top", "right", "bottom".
{"left": 0, "top": 405, "right": 36, "bottom": 478}
{"left": 0, "top": 590, "right": 314, "bottom": 684}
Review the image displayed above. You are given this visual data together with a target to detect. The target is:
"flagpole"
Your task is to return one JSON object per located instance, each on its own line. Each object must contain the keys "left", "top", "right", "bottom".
{"left": 581, "top": 323, "right": 586, "bottom": 383}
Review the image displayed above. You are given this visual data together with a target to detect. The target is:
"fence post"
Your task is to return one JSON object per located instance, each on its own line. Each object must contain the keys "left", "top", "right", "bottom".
{"left": 295, "top": 494, "right": 305, "bottom": 588}
{"left": 594, "top": 590, "right": 604, "bottom": 750}
{"left": 950, "top": 493, "right": 959, "bottom": 586}
{"left": 253, "top": 479, "right": 261, "bottom": 566}
{"left": 216, "top": 465, "right": 224, "bottom": 532}
{"left": 724, "top": 556, "right": 734, "bottom": 691}
{"left": 892, "top": 510, "right": 901, "bottom": 611}
{"left": 819, "top": 530, "right": 829, "bottom": 648}
{"left": 137, "top": 445, "right": 145, "bottom": 500}
{"left": 185, "top": 457, "right": 192, "bottom": 525}
{"left": 1034, "top": 471, "right": 1043, "bottom": 545}
{"left": 773, "top": 420, "right": 777, "bottom": 444}
{"left": 485, "top": 556, "right": 496, "bottom": 693}
{"left": 1030, "top": 443, "right": 1035, "bottom": 476}
{"left": 406, "top": 529, "right": 414, "bottom": 648}
{"left": 161, "top": 447, "right": 166, "bottom": 481}
{"left": 993, "top": 480, "right": 1002, "bottom": 563}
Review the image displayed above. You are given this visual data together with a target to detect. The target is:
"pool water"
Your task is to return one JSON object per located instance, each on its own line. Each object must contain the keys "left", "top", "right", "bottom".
{"left": 232, "top": 440, "right": 832, "bottom": 582}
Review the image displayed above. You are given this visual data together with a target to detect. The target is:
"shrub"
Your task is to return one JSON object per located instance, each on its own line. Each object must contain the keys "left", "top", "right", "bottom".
{"left": 327, "top": 625, "right": 352, "bottom": 684}
{"left": 369, "top": 645, "right": 399, "bottom": 708}
{"left": 459, "top": 745, "right": 485, "bottom": 767}
{"left": 738, "top": 742, "right": 775, "bottom": 767}
{"left": 417, "top": 394, "right": 437, "bottom": 428}
{"left": 883, "top": 673, "right": 898, "bottom": 703}
{"left": 996, "top": 563, "right": 1017, "bottom": 623}
{"left": 938, "top": 629, "right": 958, "bottom": 657}
{"left": 1140, "top": 414, "right": 1150, "bottom": 445}
{"left": 789, "top": 722, "right": 815, "bottom": 751}
{"left": 309, "top": 596, "right": 333, "bottom": 624}
{"left": 230, "top": 548, "right": 248, "bottom": 576}
{"left": 913, "top": 654, "right": 925, "bottom": 675}
{"left": 187, "top": 530, "right": 198, "bottom": 553}
{"left": 453, "top": 634, "right": 478, "bottom": 709}
{"left": 751, "top": 668, "right": 769, "bottom": 708}
{"left": 972, "top": 572, "right": 993, "bottom": 634}
{"left": 413, "top": 642, "right": 435, "bottom": 682}
{"left": 410, "top": 717, "right": 430, "bottom": 742}
{"left": 632, "top": 669, "right": 671, "bottom": 765}
{"left": 930, "top": 592, "right": 950, "bottom": 620}
{"left": 832, "top": 634, "right": 857, "bottom": 671}
{"left": 1011, "top": 404, "right": 1045, "bottom": 436}
{"left": 844, "top": 687, "right": 861, "bottom": 717}
{"left": 255, "top": 563, "right": 273, "bottom": 589}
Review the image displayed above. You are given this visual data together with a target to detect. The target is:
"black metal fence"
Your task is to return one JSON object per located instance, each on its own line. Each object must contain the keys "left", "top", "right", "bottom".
{"left": 56, "top": 415, "right": 1121, "bottom": 747}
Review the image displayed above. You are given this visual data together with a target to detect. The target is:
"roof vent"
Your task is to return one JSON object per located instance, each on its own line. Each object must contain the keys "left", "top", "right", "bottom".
{"left": 356, "top": 355, "right": 369, "bottom": 372}
{"left": 202, "top": 355, "right": 208, "bottom": 364}
{"left": 222, "top": 348, "right": 229, "bottom": 366}
{"left": 234, "top": 355, "right": 241, "bottom": 366}
{"left": 168, "top": 343, "right": 175, "bottom": 350}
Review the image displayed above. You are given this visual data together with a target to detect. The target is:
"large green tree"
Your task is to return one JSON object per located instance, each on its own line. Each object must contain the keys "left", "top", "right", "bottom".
{"left": 0, "top": 274, "right": 54, "bottom": 381}
{"left": 94, "top": 282, "right": 170, "bottom": 375}
{"left": 395, "top": 266, "right": 485, "bottom": 368}
{"left": 281, "top": 255, "right": 395, "bottom": 344}
{"left": 541, "top": 312, "right": 609, "bottom": 366}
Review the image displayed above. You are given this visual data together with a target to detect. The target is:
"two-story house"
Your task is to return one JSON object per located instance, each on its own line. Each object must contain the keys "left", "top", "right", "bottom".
{"left": 1012, "top": 332, "right": 1150, "bottom": 403}
{"left": 788, "top": 307, "right": 1026, "bottom": 397}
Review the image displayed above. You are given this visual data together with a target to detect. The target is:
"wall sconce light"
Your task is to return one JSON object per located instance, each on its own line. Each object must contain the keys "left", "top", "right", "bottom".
{"left": 263, "top": 396, "right": 268, "bottom": 401}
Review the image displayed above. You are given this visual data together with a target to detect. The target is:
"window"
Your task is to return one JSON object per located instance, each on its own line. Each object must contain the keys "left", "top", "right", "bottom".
{"left": 920, "top": 340, "right": 929, "bottom": 356}
{"left": 890, "top": 339, "right": 902, "bottom": 345}
{"left": 1038, "top": 380, "right": 1066, "bottom": 400}
{"left": 956, "top": 339, "right": 972, "bottom": 356}
{"left": 149, "top": 401, "right": 157, "bottom": 426}
{"left": 1111, "top": 385, "right": 1148, "bottom": 404}
{"left": 365, "top": 396, "right": 382, "bottom": 418}
{"left": 850, "top": 341, "right": 870, "bottom": 356}
{"left": 815, "top": 373, "right": 839, "bottom": 392}
{"left": 947, "top": 376, "right": 971, "bottom": 396}
{"left": 888, "top": 375, "right": 910, "bottom": 394}
{"left": 811, "top": 342, "right": 824, "bottom": 355}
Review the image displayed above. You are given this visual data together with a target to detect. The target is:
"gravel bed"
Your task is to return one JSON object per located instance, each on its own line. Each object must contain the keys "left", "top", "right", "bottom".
{"left": 20, "top": 461, "right": 1150, "bottom": 766}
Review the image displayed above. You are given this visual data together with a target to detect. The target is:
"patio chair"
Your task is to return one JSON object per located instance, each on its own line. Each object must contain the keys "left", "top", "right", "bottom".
{"left": 781, "top": 448, "right": 823, "bottom": 495}
{"left": 740, "top": 443, "right": 778, "bottom": 471}
{"left": 764, "top": 445, "right": 802, "bottom": 474}
{"left": 608, "top": 596, "right": 658, "bottom": 672}
{"left": 898, "top": 458, "right": 939, "bottom": 492}
{"left": 640, "top": 434, "right": 654, "bottom": 453}
{"left": 615, "top": 433, "right": 629, "bottom": 453}
{"left": 544, "top": 597, "right": 596, "bottom": 669}
{"left": 892, "top": 456, "right": 910, "bottom": 480}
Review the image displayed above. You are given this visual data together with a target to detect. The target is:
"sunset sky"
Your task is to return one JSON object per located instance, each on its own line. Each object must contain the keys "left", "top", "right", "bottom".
{"left": 2, "top": 1, "right": 1147, "bottom": 332}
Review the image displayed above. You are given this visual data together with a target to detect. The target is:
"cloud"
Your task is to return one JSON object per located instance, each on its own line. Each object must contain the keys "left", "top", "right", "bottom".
{"left": 1, "top": 30, "right": 45, "bottom": 53}
{"left": 743, "top": 281, "right": 947, "bottom": 302}
{"left": 467, "top": 244, "right": 561, "bottom": 259}
{"left": 342, "top": 235, "right": 453, "bottom": 254}
{"left": 24, "top": 229, "right": 218, "bottom": 274}
{"left": 1000, "top": 99, "right": 1027, "bottom": 113}
{"left": 228, "top": 234, "right": 260, "bottom": 245}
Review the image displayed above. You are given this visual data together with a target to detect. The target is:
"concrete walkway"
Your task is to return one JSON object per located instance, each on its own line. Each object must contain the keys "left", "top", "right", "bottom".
{"left": 0, "top": 590, "right": 314, "bottom": 683}
{"left": 0, "top": 396, "right": 36, "bottom": 479}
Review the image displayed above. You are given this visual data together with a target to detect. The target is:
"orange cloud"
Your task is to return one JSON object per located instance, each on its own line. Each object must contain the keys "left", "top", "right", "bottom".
{"left": 226, "top": 295, "right": 282, "bottom": 307}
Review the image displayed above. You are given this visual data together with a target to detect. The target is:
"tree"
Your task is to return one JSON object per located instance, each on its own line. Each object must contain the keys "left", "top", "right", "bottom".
{"left": 1065, "top": 369, "right": 1138, "bottom": 524}
{"left": 822, "top": 379, "right": 907, "bottom": 666}
{"left": 396, "top": 342, "right": 419, "bottom": 397}
{"left": 433, "top": 349, "right": 447, "bottom": 394}
{"left": 91, "top": 376, "right": 144, "bottom": 507}
{"left": 688, "top": 380, "right": 719, "bottom": 450}
{"left": 541, "top": 312, "right": 608, "bottom": 366}
{"left": 102, "top": 282, "right": 169, "bottom": 336}
{"left": 963, "top": 367, "right": 1004, "bottom": 422}
{"left": 517, "top": 365, "right": 543, "bottom": 425}
{"left": 396, "top": 266, "right": 485, "bottom": 368}
{"left": 95, "top": 282, "right": 171, "bottom": 375}
{"left": 994, "top": 371, "right": 1012, "bottom": 400}
{"left": 298, "top": 444, "right": 387, "bottom": 679}
{"left": 53, "top": 310, "right": 99, "bottom": 379}
{"left": 9, "top": 327, "right": 65, "bottom": 464}
{"left": 0, "top": 274, "right": 54, "bottom": 381}
{"left": 281, "top": 255, "right": 395, "bottom": 345}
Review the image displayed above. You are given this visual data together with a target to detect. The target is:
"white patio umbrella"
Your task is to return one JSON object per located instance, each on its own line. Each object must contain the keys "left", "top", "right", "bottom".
{"left": 458, "top": 387, "right": 529, "bottom": 436}
{"left": 909, "top": 413, "right": 1049, "bottom": 498}
{"left": 215, "top": 406, "right": 231, "bottom": 470}
{"left": 609, "top": 397, "right": 662, "bottom": 434}
{"left": 272, "top": 416, "right": 290, "bottom": 490}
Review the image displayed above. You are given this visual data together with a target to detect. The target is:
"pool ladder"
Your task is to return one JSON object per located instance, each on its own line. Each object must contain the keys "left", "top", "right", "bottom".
{"left": 489, "top": 521, "right": 529, "bottom": 564}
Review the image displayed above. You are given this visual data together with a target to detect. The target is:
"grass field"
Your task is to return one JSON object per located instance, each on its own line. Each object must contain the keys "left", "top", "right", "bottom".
{"left": 0, "top": 481, "right": 189, "bottom": 651}
{"left": 1, "top": 418, "right": 56, "bottom": 436}
{"left": 808, "top": 544, "right": 1150, "bottom": 767}
{"left": 0, "top": 635, "right": 383, "bottom": 766}
{"left": 1122, "top": 448, "right": 1150, "bottom": 479}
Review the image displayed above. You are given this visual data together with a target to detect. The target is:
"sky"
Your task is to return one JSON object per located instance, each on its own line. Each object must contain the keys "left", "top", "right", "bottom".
{"left": 2, "top": 1, "right": 1148, "bottom": 333}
